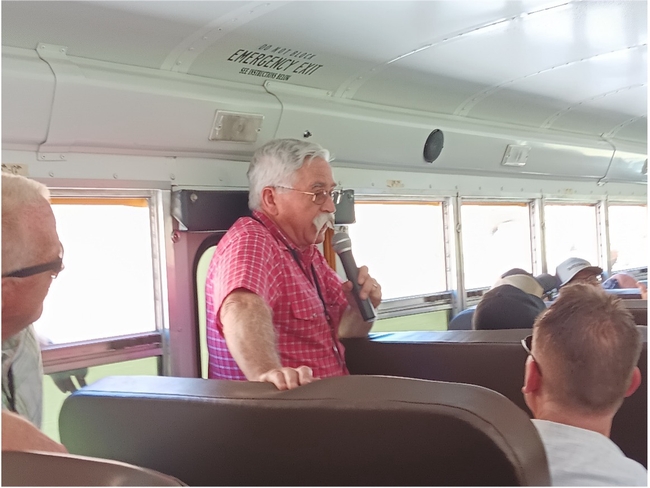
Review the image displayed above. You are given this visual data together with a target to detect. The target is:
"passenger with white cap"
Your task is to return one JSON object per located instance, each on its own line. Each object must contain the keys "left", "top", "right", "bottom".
{"left": 555, "top": 257, "right": 603, "bottom": 287}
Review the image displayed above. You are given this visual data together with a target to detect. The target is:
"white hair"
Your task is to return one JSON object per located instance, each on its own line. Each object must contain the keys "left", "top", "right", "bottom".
{"left": 247, "top": 139, "right": 331, "bottom": 210}
{"left": 2, "top": 173, "right": 51, "bottom": 274}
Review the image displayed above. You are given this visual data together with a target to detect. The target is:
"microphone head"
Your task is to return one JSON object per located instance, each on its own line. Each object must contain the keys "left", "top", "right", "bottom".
{"left": 331, "top": 232, "right": 352, "bottom": 254}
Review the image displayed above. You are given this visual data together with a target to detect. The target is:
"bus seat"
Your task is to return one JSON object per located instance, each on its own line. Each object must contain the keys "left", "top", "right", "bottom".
{"left": 623, "top": 299, "right": 647, "bottom": 325}
{"left": 1, "top": 450, "right": 185, "bottom": 486}
{"left": 447, "top": 306, "right": 475, "bottom": 330}
{"left": 603, "top": 288, "right": 643, "bottom": 299}
{"left": 59, "top": 375, "right": 550, "bottom": 486}
{"left": 343, "top": 326, "right": 647, "bottom": 468}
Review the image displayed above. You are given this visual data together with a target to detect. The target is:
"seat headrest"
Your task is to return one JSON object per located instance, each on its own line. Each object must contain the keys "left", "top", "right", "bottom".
{"left": 1, "top": 450, "right": 186, "bottom": 486}
{"left": 60, "top": 375, "right": 550, "bottom": 486}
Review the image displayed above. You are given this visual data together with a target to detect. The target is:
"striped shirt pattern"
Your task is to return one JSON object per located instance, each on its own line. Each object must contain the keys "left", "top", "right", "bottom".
{"left": 206, "top": 211, "right": 349, "bottom": 380}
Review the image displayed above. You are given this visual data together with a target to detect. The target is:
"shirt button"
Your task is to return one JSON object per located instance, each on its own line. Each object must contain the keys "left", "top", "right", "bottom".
{"left": 312, "top": 313, "right": 317, "bottom": 318}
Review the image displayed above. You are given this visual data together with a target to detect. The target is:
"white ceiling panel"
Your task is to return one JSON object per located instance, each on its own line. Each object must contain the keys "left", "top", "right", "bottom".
{"left": 460, "top": 89, "right": 567, "bottom": 128}
{"left": 546, "top": 105, "right": 645, "bottom": 138}
{"left": 1, "top": 0, "right": 646, "bottom": 145}
{"left": 613, "top": 118, "right": 647, "bottom": 143}
{"left": 353, "top": 70, "right": 488, "bottom": 115}
{"left": 1, "top": 1, "right": 240, "bottom": 69}
{"left": 578, "top": 85, "right": 647, "bottom": 118}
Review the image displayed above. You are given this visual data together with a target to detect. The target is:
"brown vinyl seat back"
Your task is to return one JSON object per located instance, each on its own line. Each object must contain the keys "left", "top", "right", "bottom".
{"left": 1, "top": 450, "right": 186, "bottom": 486}
{"left": 59, "top": 375, "right": 550, "bottom": 486}
{"left": 343, "top": 326, "right": 648, "bottom": 467}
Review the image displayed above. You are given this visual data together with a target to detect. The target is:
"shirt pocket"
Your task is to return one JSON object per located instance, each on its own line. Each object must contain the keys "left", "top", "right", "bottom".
{"left": 290, "top": 298, "right": 324, "bottom": 324}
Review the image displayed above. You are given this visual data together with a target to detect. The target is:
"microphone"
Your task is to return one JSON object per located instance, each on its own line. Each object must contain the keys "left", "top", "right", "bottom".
{"left": 331, "top": 232, "right": 377, "bottom": 322}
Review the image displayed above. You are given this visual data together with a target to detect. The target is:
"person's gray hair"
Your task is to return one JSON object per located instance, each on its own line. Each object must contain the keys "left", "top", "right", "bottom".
{"left": 247, "top": 139, "right": 331, "bottom": 210}
{"left": 2, "top": 173, "right": 51, "bottom": 274}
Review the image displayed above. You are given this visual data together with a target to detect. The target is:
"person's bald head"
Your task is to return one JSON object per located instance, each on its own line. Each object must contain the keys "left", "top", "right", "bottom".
{"left": 2, "top": 173, "right": 61, "bottom": 339}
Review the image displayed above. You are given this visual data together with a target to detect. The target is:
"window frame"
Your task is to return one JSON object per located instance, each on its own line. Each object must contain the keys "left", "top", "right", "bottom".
{"left": 605, "top": 201, "right": 648, "bottom": 277}
{"left": 39, "top": 188, "right": 170, "bottom": 374}
{"left": 542, "top": 199, "right": 601, "bottom": 273}
{"left": 351, "top": 195, "right": 452, "bottom": 319}
{"left": 457, "top": 197, "right": 536, "bottom": 297}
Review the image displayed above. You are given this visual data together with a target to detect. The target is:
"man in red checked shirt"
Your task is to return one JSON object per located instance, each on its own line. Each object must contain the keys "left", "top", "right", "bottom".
{"left": 205, "top": 139, "right": 382, "bottom": 390}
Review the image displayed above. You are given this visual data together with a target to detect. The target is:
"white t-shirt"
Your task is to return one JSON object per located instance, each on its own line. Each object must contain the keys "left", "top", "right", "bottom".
{"left": 532, "top": 419, "right": 647, "bottom": 486}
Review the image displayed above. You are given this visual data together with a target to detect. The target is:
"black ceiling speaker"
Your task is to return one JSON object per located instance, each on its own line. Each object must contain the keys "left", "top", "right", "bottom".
{"left": 423, "top": 129, "right": 444, "bottom": 163}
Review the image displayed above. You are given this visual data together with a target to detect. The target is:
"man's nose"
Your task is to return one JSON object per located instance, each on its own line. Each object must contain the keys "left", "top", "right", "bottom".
{"left": 321, "top": 194, "right": 336, "bottom": 213}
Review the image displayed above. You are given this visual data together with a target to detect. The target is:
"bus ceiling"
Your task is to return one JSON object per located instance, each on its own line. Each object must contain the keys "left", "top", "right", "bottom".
{"left": 1, "top": 1, "right": 647, "bottom": 186}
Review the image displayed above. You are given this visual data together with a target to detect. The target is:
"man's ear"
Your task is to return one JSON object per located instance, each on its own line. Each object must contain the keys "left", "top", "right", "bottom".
{"left": 260, "top": 187, "right": 279, "bottom": 216}
{"left": 624, "top": 366, "right": 642, "bottom": 398}
{"left": 522, "top": 358, "right": 541, "bottom": 394}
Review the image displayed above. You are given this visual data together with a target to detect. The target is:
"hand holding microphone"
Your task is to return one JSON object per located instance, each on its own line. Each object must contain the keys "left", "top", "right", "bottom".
{"left": 331, "top": 232, "right": 380, "bottom": 322}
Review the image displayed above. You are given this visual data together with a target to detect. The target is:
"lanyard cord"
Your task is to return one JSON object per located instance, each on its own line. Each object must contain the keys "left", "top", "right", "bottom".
{"left": 250, "top": 216, "right": 344, "bottom": 366}
{"left": 287, "top": 247, "right": 331, "bottom": 323}
{"left": 3, "top": 366, "right": 16, "bottom": 412}
{"left": 251, "top": 215, "right": 332, "bottom": 322}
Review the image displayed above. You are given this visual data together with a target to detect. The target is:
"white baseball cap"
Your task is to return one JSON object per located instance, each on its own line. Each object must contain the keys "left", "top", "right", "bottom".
{"left": 556, "top": 258, "right": 603, "bottom": 286}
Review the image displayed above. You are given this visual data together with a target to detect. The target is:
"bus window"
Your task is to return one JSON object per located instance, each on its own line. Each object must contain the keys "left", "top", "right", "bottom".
{"left": 544, "top": 204, "right": 599, "bottom": 273}
{"left": 608, "top": 205, "right": 648, "bottom": 272}
{"left": 460, "top": 202, "right": 532, "bottom": 289}
{"left": 31, "top": 192, "right": 168, "bottom": 445}
{"left": 34, "top": 199, "right": 157, "bottom": 344}
{"left": 347, "top": 202, "right": 446, "bottom": 300}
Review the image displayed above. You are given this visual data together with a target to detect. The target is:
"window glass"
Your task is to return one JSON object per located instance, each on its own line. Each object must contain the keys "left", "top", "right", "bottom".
{"left": 608, "top": 205, "right": 647, "bottom": 271}
{"left": 461, "top": 203, "right": 532, "bottom": 289}
{"left": 544, "top": 204, "right": 599, "bottom": 273}
{"left": 34, "top": 200, "right": 157, "bottom": 344}
{"left": 347, "top": 202, "right": 446, "bottom": 300}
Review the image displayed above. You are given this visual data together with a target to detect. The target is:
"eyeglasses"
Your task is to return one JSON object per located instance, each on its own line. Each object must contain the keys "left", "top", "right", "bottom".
{"left": 2, "top": 246, "right": 65, "bottom": 279}
{"left": 275, "top": 186, "right": 342, "bottom": 205}
{"left": 521, "top": 334, "right": 542, "bottom": 375}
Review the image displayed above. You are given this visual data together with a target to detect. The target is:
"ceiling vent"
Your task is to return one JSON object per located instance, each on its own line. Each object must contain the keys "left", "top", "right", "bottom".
{"left": 501, "top": 145, "right": 531, "bottom": 167}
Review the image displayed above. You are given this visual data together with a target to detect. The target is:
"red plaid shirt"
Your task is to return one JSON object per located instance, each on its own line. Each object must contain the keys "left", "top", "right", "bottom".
{"left": 206, "top": 211, "right": 350, "bottom": 380}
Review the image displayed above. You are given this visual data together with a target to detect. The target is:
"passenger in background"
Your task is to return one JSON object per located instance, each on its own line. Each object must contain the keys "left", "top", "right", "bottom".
{"left": 602, "top": 272, "right": 648, "bottom": 300}
{"left": 521, "top": 284, "right": 646, "bottom": 486}
{"left": 492, "top": 268, "right": 557, "bottom": 299}
{"left": 473, "top": 285, "right": 545, "bottom": 330}
{"left": 471, "top": 269, "right": 555, "bottom": 330}
{"left": 1, "top": 172, "right": 67, "bottom": 453}
{"left": 206, "top": 139, "right": 382, "bottom": 390}
{"left": 555, "top": 257, "right": 603, "bottom": 287}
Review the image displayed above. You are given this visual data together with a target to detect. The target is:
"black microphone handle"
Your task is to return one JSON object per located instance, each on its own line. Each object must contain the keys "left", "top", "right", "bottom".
{"left": 338, "top": 250, "right": 377, "bottom": 322}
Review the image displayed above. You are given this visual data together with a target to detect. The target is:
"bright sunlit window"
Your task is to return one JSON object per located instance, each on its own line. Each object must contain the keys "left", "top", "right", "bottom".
{"left": 347, "top": 202, "right": 446, "bottom": 300}
{"left": 544, "top": 204, "right": 599, "bottom": 273}
{"left": 461, "top": 203, "right": 532, "bottom": 289}
{"left": 608, "top": 205, "right": 647, "bottom": 271}
{"left": 34, "top": 199, "right": 157, "bottom": 345}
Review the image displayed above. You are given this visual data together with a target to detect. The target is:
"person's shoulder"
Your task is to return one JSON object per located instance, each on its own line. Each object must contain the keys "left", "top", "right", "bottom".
{"left": 221, "top": 217, "right": 272, "bottom": 245}
{"left": 216, "top": 217, "right": 280, "bottom": 262}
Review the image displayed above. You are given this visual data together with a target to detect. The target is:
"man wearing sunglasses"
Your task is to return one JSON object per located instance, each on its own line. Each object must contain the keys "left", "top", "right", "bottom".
{"left": 2, "top": 172, "right": 66, "bottom": 453}
{"left": 206, "top": 139, "right": 382, "bottom": 390}
{"left": 521, "top": 283, "right": 646, "bottom": 485}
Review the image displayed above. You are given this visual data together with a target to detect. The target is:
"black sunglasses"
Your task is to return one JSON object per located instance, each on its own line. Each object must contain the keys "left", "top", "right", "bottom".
{"left": 2, "top": 246, "right": 65, "bottom": 279}
{"left": 521, "top": 334, "right": 542, "bottom": 375}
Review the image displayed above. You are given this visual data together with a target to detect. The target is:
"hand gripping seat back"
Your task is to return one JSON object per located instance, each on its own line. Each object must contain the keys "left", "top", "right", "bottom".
{"left": 60, "top": 375, "right": 550, "bottom": 486}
